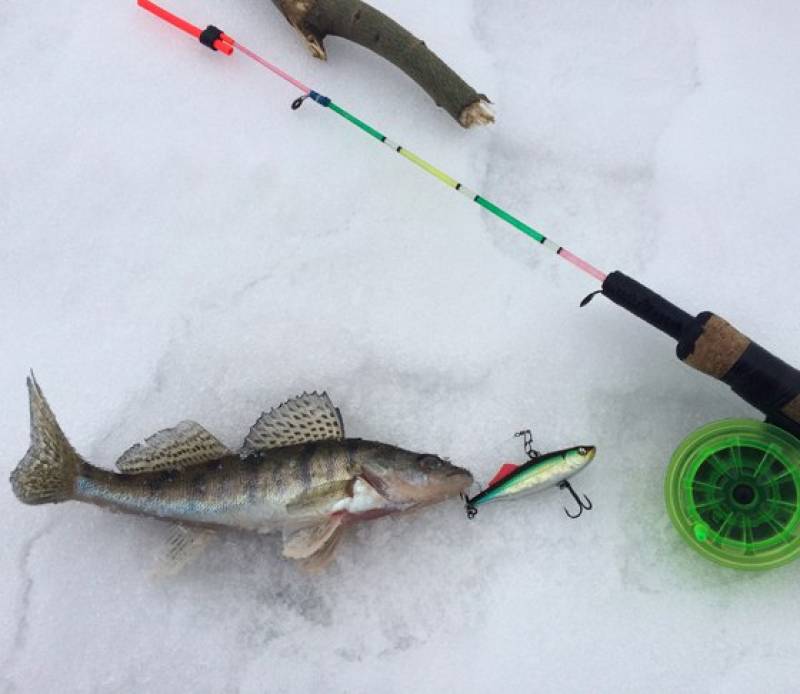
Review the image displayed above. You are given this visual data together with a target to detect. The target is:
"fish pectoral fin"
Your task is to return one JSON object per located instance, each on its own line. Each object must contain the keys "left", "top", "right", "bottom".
{"left": 151, "top": 524, "right": 216, "bottom": 578}
{"left": 282, "top": 515, "right": 345, "bottom": 561}
{"left": 297, "top": 525, "right": 346, "bottom": 573}
{"left": 240, "top": 392, "right": 345, "bottom": 455}
{"left": 116, "top": 421, "right": 232, "bottom": 474}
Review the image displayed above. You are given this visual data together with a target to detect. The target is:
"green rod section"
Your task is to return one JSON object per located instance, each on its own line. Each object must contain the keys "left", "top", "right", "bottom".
{"left": 474, "top": 196, "right": 546, "bottom": 243}
{"left": 322, "top": 100, "right": 606, "bottom": 282}
{"left": 328, "top": 102, "right": 385, "bottom": 141}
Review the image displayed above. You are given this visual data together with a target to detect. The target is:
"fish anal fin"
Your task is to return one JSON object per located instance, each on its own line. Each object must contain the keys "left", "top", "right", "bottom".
{"left": 241, "top": 392, "right": 344, "bottom": 455}
{"left": 488, "top": 463, "right": 519, "bottom": 487}
{"left": 116, "top": 421, "right": 232, "bottom": 474}
{"left": 151, "top": 525, "right": 216, "bottom": 578}
{"left": 283, "top": 515, "right": 345, "bottom": 561}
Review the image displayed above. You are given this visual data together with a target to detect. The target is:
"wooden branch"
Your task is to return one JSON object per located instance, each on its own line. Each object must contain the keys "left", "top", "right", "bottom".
{"left": 270, "top": 0, "right": 494, "bottom": 127}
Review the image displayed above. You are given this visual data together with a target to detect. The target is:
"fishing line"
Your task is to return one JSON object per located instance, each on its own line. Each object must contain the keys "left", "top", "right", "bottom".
{"left": 137, "top": 0, "right": 607, "bottom": 283}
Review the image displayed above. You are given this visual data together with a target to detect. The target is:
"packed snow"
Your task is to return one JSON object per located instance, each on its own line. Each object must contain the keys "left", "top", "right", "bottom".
{"left": 2, "top": 1, "right": 799, "bottom": 691}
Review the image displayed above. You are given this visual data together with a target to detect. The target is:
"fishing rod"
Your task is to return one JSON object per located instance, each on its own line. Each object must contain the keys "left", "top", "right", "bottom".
{"left": 139, "top": 1, "right": 800, "bottom": 568}
{"left": 138, "top": 0, "right": 800, "bottom": 438}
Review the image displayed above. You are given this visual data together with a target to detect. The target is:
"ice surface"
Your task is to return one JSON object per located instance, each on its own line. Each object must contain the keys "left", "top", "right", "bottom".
{"left": 2, "top": 1, "right": 800, "bottom": 691}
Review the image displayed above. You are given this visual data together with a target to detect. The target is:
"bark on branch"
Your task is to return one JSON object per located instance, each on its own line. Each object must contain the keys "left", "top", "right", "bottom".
{"left": 270, "top": 0, "right": 494, "bottom": 127}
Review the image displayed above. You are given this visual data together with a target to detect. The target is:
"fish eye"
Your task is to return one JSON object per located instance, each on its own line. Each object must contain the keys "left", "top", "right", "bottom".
{"left": 579, "top": 447, "right": 587, "bottom": 456}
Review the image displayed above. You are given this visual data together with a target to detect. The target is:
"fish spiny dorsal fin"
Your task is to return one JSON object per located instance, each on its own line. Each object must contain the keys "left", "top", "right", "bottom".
{"left": 240, "top": 392, "right": 345, "bottom": 456}
{"left": 115, "top": 421, "right": 232, "bottom": 474}
{"left": 487, "top": 463, "right": 519, "bottom": 488}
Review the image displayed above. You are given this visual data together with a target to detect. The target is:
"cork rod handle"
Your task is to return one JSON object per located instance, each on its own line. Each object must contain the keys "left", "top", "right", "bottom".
{"left": 601, "top": 271, "right": 800, "bottom": 438}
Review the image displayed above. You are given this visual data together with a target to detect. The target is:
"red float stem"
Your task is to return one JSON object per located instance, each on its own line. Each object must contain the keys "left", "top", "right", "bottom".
{"left": 138, "top": 0, "right": 234, "bottom": 55}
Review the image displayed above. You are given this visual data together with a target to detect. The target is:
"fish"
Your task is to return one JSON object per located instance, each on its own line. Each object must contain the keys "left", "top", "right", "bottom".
{"left": 10, "top": 375, "right": 473, "bottom": 571}
{"left": 464, "top": 445, "right": 596, "bottom": 518}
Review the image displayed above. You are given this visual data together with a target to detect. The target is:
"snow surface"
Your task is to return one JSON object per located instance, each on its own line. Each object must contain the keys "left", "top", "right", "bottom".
{"left": 2, "top": 1, "right": 800, "bottom": 691}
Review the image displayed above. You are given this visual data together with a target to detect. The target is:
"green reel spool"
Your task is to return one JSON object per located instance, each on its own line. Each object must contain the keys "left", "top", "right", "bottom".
{"left": 665, "top": 419, "right": 800, "bottom": 570}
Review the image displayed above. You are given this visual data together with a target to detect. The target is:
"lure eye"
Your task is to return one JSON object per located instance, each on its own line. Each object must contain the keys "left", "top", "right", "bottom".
{"left": 579, "top": 447, "right": 587, "bottom": 456}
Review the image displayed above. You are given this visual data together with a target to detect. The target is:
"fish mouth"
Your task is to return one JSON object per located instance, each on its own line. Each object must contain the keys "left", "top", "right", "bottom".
{"left": 448, "top": 466, "right": 473, "bottom": 480}
{"left": 449, "top": 472, "right": 473, "bottom": 493}
{"left": 444, "top": 467, "right": 474, "bottom": 496}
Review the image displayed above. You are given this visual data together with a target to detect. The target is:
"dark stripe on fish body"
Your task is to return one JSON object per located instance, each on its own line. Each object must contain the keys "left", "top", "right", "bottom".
{"left": 345, "top": 439, "right": 361, "bottom": 466}
{"left": 297, "top": 442, "right": 317, "bottom": 489}
{"left": 307, "top": 447, "right": 323, "bottom": 484}
{"left": 191, "top": 471, "right": 208, "bottom": 498}
{"left": 146, "top": 470, "right": 177, "bottom": 493}
{"left": 243, "top": 462, "right": 259, "bottom": 504}
{"left": 323, "top": 447, "right": 337, "bottom": 482}
{"left": 270, "top": 458, "right": 284, "bottom": 495}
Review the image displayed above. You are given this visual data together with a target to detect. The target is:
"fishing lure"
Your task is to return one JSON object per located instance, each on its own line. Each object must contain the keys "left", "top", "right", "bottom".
{"left": 464, "top": 431, "right": 596, "bottom": 520}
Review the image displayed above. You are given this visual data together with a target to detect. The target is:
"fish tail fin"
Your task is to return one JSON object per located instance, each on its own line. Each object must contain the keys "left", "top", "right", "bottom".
{"left": 10, "top": 374, "right": 86, "bottom": 505}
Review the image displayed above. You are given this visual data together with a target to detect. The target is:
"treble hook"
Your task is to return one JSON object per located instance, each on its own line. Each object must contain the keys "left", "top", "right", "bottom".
{"left": 558, "top": 480, "right": 593, "bottom": 519}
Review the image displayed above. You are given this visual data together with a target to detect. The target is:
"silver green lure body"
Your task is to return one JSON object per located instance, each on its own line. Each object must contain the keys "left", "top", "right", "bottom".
{"left": 465, "top": 445, "right": 596, "bottom": 518}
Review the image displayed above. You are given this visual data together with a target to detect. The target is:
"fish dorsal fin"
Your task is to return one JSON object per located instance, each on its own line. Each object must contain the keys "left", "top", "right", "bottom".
{"left": 241, "top": 392, "right": 344, "bottom": 455}
{"left": 116, "top": 421, "right": 232, "bottom": 474}
{"left": 487, "top": 463, "right": 519, "bottom": 487}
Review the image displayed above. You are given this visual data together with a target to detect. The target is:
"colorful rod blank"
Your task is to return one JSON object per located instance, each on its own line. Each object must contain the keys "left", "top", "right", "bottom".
{"left": 138, "top": 0, "right": 607, "bottom": 283}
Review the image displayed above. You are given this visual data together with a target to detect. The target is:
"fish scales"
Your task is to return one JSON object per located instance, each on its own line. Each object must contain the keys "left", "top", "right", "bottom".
{"left": 74, "top": 441, "right": 377, "bottom": 529}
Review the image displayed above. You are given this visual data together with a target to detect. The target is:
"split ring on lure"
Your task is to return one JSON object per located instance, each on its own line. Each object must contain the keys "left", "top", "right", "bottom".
{"left": 465, "top": 431, "right": 596, "bottom": 520}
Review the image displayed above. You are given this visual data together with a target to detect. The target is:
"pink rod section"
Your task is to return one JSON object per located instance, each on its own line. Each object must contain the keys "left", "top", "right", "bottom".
{"left": 234, "top": 41, "right": 311, "bottom": 95}
{"left": 558, "top": 248, "right": 607, "bottom": 283}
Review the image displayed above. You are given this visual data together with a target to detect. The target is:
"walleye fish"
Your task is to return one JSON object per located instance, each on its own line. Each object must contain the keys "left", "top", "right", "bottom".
{"left": 465, "top": 442, "right": 596, "bottom": 519}
{"left": 10, "top": 375, "right": 472, "bottom": 571}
